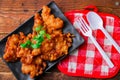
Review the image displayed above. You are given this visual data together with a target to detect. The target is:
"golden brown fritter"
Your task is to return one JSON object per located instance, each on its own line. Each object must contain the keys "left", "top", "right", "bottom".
{"left": 21, "top": 61, "right": 46, "bottom": 78}
{"left": 22, "top": 55, "right": 46, "bottom": 78}
{"left": 33, "top": 13, "right": 43, "bottom": 31}
{"left": 3, "top": 32, "right": 26, "bottom": 62}
{"left": 3, "top": 5, "right": 72, "bottom": 78}
{"left": 41, "top": 6, "right": 63, "bottom": 33}
{"left": 31, "top": 48, "right": 41, "bottom": 56}
{"left": 3, "top": 34, "right": 20, "bottom": 62}
{"left": 40, "top": 32, "right": 72, "bottom": 61}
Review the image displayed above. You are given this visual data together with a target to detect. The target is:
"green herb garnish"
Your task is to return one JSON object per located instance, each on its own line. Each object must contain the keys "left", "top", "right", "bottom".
{"left": 31, "top": 43, "right": 41, "bottom": 48}
{"left": 46, "top": 34, "right": 51, "bottom": 39}
{"left": 20, "top": 25, "right": 51, "bottom": 49}
{"left": 35, "top": 25, "right": 43, "bottom": 32}
{"left": 20, "top": 40, "right": 31, "bottom": 48}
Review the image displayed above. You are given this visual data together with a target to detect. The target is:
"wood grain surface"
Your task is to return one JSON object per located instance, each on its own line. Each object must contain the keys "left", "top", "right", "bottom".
{"left": 0, "top": 0, "right": 120, "bottom": 80}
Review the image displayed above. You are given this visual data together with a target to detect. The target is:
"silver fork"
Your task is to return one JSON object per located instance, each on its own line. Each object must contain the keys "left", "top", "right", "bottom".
{"left": 74, "top": 16, "right": 114, "bottom": 68}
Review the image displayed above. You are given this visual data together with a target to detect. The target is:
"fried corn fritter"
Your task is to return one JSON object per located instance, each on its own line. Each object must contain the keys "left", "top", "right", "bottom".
{"left": 3, "top": 6, "right": 72, "bottom": 78}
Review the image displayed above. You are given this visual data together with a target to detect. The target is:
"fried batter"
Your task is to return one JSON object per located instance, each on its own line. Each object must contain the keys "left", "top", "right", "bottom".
{"left": 33, "top": 13, "right": 43, "bottom": 31}
{"left": 41, "top": 32, "right": 72, "bottom": 61}
{"left": 41, "top": 6, "right": 63, "bottom": 33}
{"left": 21, "top": 62, "right": 46, "bottom": 78}
{"left": 3, "top": 5, "right": 72, "bottom": 78}
{"left": 3, "top": 34, "right": 20, "bottom": 62}
{"left": 3, "top": 32, "right": 34, "bottom": 63}
{"left": 22, "top": 56, "right": 46, "bottom": 78}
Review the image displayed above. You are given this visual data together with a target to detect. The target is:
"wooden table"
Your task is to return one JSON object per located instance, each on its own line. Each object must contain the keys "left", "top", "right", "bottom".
{"left": 0, "top": 0, "right": 120, "bottom": 80}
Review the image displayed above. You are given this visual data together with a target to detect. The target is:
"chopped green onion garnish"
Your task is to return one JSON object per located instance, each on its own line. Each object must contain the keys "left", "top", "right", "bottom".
{"left": 46, "top": 34, "right": 51, "bottom": 39}
{"left": 31, "top": 43, "right": 41, "bottom": 48}
{"left": 35, "top": 27, "right": 41, "bottom": 32}
{"left": 35, "top": 25, "right": 43, "bottom": 32}
{"left": 20, "top": 40, "right": 31, "bottom": 48}
{"left": 20, "top": 43, "right": 27, "bottom": 48}
{"left": 37, "top": 37, "right": 44, "bottom": 42}
{"left": 26, "top": 40, "right": 31, "bottom": 45}
{"left": 39, "top": 30, "right": 45, "bottom": 35}
{"left": 20, "top": 25, "right": 51, "bottom": 49}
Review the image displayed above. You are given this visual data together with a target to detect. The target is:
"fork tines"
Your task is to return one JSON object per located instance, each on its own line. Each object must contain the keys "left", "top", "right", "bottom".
{"left": 74, "top": 16, "right": 92, "bottom": 36}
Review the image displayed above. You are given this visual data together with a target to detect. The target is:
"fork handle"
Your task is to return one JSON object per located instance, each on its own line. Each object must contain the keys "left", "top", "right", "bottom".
{"left": 101, "top": 27, "right": 120, "bottom": 53}
{"left": 90, "top": 35, "right": 114, "bottom": 68}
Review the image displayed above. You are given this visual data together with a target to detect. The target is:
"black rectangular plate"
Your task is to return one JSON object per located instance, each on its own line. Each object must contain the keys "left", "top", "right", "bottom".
{"left": 0, "top": 1, "right": 84, "bottom": 80}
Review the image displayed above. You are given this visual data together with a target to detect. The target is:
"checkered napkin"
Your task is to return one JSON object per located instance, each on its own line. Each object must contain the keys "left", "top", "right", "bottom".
{"left": 57, "top": 11, "right": 120, "bottom": 78}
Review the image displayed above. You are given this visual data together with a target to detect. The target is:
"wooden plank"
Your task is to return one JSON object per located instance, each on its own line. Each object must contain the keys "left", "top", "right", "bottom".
{"left": 0, "top": 8, "right": 120, "bottom": 33}
{"left": 0, "top": 0, "right": 119, "bottom": 10}
{"left": 0, "top": 72, "right": 16, "bottom": 80}
{"left": 0, "top": 0, "right": 119, "bottom": 13}
{"left": 0, "top": 33, "right": 7, "bottom": 40}
{"left": 0, "top": 58, "right": 11, "bottom": 72}
{"left": 40, "top": 71, "right": 120, "bottom": 80}
{"left": 0, "top": 0, "right": 120, "bottom": 33}
{"left": 0, "top": 13, "right": 33, "bottom": 33}
{"left": 0, "top": 70, "right": 120, "bottom": 80}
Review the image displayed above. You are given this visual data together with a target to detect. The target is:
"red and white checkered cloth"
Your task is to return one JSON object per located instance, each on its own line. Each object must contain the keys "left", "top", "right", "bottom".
{"left": 57, "top": 10, "right": 120, "bottom": 78}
